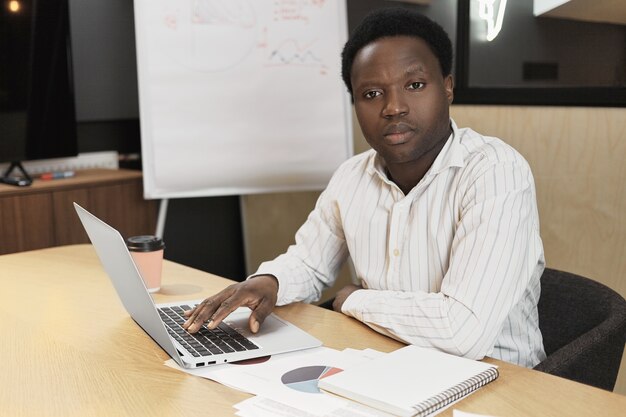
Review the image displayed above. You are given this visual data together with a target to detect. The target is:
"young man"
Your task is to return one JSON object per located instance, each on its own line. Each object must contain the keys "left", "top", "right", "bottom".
{"left": 184, "top": 8, "right": 546, "bottom": 367}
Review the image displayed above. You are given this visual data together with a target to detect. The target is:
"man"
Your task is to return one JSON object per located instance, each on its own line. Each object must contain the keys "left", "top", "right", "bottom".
{"left": 184, "top": 8, "right": 546, "bottom": 367}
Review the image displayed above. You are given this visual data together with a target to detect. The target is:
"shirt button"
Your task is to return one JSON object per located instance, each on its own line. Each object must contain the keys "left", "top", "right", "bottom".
{"left": 393, "top": 249, "right": 400, "bottom": 256}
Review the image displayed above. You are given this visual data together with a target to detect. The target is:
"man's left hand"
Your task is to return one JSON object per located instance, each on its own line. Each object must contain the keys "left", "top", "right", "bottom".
{"left": 332, "top": 284, "right": 363, "bottom": 312}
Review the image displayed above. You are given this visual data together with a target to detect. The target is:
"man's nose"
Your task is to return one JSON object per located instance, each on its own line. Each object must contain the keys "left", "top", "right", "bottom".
{"left": 381, "top": 89, "right": 409, "bottom": 118}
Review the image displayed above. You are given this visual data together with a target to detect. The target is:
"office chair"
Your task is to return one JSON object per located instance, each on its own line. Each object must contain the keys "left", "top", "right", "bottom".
{"left": 534, "top": 268, "right": 626, "bottom": 391}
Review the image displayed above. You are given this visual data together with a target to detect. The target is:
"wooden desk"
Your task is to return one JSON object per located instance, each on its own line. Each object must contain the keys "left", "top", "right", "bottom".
{"left": 1, "top": 245, "right": 624, "bottom": 416}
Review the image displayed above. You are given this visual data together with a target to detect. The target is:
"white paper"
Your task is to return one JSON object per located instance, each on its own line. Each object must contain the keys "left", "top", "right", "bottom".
{"left": 214, "top": 347, "right": 377, "bottom": 414}
{"left": 234, "top": 395, "right": 397, "bottom": 417}
{"left": 167, "top": 346, "right": 388, "bottom": 416}
{"left": 164, "top": 346, "right": 328, "bottom": 393}
{"left": 133, "top": 0, "right": 352, "bottom": 198}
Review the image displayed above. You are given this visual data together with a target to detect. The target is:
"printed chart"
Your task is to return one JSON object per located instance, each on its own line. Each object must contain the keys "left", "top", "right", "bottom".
{"left": 281, "top": 365, "right": 343, "bottom": 394}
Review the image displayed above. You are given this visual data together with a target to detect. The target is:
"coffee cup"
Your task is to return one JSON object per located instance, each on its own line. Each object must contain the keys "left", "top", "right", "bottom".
{"left": 126, "top": 235, "right": 165, "bottom": 293}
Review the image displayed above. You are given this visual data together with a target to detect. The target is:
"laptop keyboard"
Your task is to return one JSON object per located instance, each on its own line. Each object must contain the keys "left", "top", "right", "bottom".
{"left": 158, "top": 305, "right": 259, "bottom": 357}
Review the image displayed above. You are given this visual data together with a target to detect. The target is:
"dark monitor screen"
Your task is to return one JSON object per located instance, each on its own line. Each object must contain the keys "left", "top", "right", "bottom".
{"left": 0, "top": 0, "right": 77, "bottom": 164}
{"left": 467, "top": 1, "right": 626, "bottom": 89}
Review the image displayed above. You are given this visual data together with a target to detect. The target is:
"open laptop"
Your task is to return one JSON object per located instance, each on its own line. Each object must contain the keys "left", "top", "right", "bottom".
{"left": 74, "top": 202, "right": 321, "bottom": 369}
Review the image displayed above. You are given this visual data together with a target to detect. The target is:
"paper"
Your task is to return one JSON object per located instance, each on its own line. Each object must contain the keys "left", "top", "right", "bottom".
{"left": 167, "top": 346, "right": 390, "bottom": 416}
{"left": 215, "top": 347, "right": 379, "bottom": 414}
{"left": 318, "top": 345, "right": 498, "bottom": 417}
{"left": 164, "top": 346, "right": 328, "bottom": 394}
{"left": 234, "top": 396, "right": 396, "bottom": 417}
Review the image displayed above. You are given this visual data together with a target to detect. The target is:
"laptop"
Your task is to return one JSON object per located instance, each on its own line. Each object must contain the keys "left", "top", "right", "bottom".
{"left": 74, "top": 202, "right": 322, "bottom": 369}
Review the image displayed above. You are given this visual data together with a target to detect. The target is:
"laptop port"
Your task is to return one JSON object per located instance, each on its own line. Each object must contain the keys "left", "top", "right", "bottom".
{"left": 196, "top": 362, "right": 204, "bottom": 367}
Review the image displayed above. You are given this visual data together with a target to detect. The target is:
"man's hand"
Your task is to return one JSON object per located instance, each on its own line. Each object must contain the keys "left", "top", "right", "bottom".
{"left": 332, "top": 284, "right": 362, "bottom": 312}
{"left": 182, "top": 275, "right": 279, "bottom": 334}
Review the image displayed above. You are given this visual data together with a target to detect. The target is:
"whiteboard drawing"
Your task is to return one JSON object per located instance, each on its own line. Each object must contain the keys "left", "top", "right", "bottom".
{"left": 267, "top": 39, "right": 323, "bottom": 68}
{"left": 160, "top": 0, "right": 258, "bottom": 72}
{"left": 273, "top": 0, "right": 327, "bottom": 23}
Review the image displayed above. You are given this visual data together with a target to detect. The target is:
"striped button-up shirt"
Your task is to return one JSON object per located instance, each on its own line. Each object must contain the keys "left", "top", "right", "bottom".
{"left": 254, "top": 120, "right": 546, "bottom": 367}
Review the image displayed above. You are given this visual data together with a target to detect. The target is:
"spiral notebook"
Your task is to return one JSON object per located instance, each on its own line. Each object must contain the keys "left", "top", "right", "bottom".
{"left": 318, "top": 345, "right": 499, "bottom": 417}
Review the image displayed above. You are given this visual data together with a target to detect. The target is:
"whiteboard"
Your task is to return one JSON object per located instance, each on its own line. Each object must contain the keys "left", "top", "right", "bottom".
{"left": 134, "top": 0, "right": 352, "bottom": 198}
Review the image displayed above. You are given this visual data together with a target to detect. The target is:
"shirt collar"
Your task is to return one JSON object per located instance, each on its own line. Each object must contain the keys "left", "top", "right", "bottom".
{"left": 366, "top": 118, "right": 466, "bottom": 181}
{"left": 428, "top": 119, "right": 466, "bottom": 176}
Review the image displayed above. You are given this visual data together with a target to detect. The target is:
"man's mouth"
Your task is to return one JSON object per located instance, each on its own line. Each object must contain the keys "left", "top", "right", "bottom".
{"left": 383, "top": 123, "right": 414, "bottom": 144}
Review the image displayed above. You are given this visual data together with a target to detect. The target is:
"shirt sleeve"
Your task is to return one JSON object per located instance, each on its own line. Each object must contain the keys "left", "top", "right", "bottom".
{"left": 251, "top": 170, "right": 350, "bottom": 305}
{"left": 341, "top": 157, "right": 544, "bottom": 360}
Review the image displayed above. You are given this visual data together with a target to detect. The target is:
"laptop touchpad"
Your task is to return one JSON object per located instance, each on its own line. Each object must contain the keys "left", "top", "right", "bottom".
{"left": 225, "top": 313, "right": 286, "bottom": 337}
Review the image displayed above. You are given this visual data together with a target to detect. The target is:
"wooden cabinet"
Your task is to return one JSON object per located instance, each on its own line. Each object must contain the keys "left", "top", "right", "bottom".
{"left": 0, "top": 169, "right": 158, "bottom": 255}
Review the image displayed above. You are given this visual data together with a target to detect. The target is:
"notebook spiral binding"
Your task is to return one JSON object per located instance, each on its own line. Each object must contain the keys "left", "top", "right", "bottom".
{"left": 411, "top": 367, "right": 500, "bottom": 417}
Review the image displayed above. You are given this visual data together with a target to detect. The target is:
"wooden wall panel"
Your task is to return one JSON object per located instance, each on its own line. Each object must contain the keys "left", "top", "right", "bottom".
{"left": 0, "top": 194, "right": 55, "bottom": 254}
{"left": 88, "top": 182, "right": 157, "bottom": 239}
{"left": 53, "top": 188, "right": 91, "bottom": 246}
{"left": 53, "top": 181, "right": 158, "bottom": 246}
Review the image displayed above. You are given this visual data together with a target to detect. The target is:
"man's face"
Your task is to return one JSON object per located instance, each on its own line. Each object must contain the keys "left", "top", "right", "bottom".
{"left": 351, "top": 36, "right": 454, "bottom": 167}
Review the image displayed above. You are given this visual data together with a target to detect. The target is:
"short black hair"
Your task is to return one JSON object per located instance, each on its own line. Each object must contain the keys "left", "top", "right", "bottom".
{"left": 341, "top": 8, "right": 453, "bottom": 96}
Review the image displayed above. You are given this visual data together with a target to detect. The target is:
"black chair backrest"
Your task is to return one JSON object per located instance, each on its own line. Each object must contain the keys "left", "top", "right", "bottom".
{"left": 535, "top": 268, "right": 626, "bottom": 390}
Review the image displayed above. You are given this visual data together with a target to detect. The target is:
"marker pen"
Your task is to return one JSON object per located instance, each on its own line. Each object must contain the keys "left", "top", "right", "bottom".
{"left": 40, "top": 170, "right": 75, "bottom": 180}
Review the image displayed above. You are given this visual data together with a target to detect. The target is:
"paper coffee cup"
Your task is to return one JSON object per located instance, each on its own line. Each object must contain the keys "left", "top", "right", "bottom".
{"left": 126, "top": 235, "right": 165, "bottom": 293}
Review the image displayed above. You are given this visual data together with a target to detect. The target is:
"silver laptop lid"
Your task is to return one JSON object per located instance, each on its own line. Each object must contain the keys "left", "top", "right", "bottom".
{"left": 74, "top": 202, "right": 186, "bottom": 366}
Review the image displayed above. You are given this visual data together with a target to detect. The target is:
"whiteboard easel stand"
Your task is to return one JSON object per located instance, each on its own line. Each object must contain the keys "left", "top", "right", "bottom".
{"left": 155, "top": 198, "right": 168, "bottom": 239}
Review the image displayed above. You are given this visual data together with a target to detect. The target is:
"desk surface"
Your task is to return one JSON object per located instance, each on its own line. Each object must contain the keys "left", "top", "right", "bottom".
{"left": 1, "top": 245, "right": 624, "bottom": 417}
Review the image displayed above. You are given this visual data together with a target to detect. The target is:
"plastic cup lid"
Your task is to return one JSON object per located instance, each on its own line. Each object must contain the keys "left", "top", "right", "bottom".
{"left": 126, "top": 235, "right": 165, "bottom": 252}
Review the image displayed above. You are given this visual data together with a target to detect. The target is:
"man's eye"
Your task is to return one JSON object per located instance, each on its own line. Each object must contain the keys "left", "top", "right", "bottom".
{"left": 408, "top": 82, "right": 425, "bottom": 90}
{"left": 364, "top": 91, "right": 381, "bottom": 99}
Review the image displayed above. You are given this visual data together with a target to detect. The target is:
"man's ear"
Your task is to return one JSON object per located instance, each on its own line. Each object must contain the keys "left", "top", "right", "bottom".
{"left": 444, "top": 75, "right": 454, "bottom": 104}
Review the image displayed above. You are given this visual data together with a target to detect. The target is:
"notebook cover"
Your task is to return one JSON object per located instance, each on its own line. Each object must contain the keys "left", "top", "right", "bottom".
{"left": 318, "top": 345, "right": 499, "bottom": 417}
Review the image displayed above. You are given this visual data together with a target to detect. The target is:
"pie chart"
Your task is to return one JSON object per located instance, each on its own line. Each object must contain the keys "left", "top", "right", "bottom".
{"left": 281, "top": 365, "right": 343, "bottom": 394}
